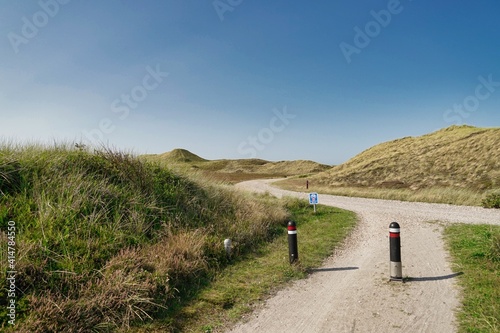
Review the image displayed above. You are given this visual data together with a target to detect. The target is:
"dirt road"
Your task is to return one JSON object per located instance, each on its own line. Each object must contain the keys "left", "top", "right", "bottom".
{"left": 228, "top": 179, "right": 500, "bottom": 333}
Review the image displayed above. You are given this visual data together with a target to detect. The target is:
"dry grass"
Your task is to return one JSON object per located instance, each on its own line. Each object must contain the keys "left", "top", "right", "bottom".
{"left": 23, "top": 258, "right": 161, "bottom": 332}
{"left": 141, "top": 149, "right": 330, "bottom": 180}
{"left": 131, "top": 199, "right": 357, "bottom": 333}
{"left": 311, "top": 125, "right": 500, "bottom": 191}
{"left": 275, "top": 125, "right": 500, "bottom": 206}
{"left": 144, "top": 148, "right": 208, "bottom": 164}
{"left": 277, "top": 179, "right": 486, "bottom": 206}
{"left": 145, "top": 126, "right": 500, "bottom": 207}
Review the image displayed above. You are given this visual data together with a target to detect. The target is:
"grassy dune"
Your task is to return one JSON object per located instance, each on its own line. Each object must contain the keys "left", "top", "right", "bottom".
{"left": 142, "top": 149, "right": 331, "bottom": 183}
{"left": 316, "top": 125, "right": 500, "bottom": 190}
{"left": 0, "top": 144, "right": 290, "bottom": 332}
{"left": 278, "top": 125, "right": 500, "bottom": 206}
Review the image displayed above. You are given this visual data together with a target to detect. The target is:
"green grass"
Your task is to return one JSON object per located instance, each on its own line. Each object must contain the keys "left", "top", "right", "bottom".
{"left": 144, "top": 199, "right": 357, "bottom": 333}
{"left": 0, "top": 143, "right": 290, "bottom": 332}
{"left": 444, "top": 224, "right": 500, "bottom": 333}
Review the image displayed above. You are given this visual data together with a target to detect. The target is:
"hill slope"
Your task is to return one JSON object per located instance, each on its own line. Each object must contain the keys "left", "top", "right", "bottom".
{"left": 156, "top": 148, "right": 207, "bottom": 163}
{"left": 143, "top": 150, "right": 330, "bottom": 178}
{"left": 0, "top": 144, "right": 288, "bottom": 332}
{"left": 312, "top": 125, "right": 500, "bottom": 190}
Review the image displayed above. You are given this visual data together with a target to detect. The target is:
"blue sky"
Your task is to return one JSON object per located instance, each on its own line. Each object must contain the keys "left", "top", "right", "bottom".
{"left": 1, "top": 0, "right": 499, "bottom": 165}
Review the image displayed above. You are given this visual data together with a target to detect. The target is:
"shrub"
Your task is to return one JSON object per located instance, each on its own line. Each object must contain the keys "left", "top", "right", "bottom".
{"left": 482, "top": 191, "right": 500, "bottom": 208}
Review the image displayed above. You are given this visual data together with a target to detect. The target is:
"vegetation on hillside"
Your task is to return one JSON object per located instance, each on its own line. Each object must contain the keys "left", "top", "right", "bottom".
{"left": 142, "top": 148, "right": 331, "bottom": 183}
{"left": 482, "top": 192, "right": 500, "bottom": 208}
{"left": 0, "top": 144, "right": 289, "bottom": 332}
{"left": 145, "top": 148, "right": 208, "bottom": 164}
{"left": 154, "top": 200, "right": 357, "bottom": 332}
{"left": 278, "top": 125, "right": 500, "bottom": 207}
{"left": 316, "top": 125, "right": 500, "bottom": 190}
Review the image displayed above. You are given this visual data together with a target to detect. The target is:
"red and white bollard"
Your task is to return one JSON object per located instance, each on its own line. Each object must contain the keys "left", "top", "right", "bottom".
{"left": 288, "top": 221, "right": 298, "bottom": 264}
{"left": 389, "top": 222, "right": 403, "bottom": 281}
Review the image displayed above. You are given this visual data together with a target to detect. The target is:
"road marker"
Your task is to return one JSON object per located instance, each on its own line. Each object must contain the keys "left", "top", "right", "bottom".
{"left": 389, "top": 222, "right": 403, "bottom": 281}
{"left": 288, "top": 221, "right": 298, "bottom": 264}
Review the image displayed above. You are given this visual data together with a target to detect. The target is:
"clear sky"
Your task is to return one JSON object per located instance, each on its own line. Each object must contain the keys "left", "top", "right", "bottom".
{"left": 1, "top": 1, "right": 499, "bottom": 165}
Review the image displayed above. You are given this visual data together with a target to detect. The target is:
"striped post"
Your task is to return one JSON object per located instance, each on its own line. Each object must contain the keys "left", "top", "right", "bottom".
{"left": 389, "top": 222, "right": 403, "bottom": 281}
{"left": 288, "top": 221, "right": 298, "bottom": 264}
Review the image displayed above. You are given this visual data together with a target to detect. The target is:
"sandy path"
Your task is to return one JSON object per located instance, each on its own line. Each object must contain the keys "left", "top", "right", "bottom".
{"left": 227, "top": 179, "right": 500, "bottom": 333}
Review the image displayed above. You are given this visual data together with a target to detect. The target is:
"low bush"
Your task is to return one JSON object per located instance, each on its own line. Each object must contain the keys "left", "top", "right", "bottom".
{"left": 482, "top": 191, "right": 500, "bottom": 208}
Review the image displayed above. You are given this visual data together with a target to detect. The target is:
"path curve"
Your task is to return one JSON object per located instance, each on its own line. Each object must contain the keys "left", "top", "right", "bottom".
{"left": 227, "top": 179, "right": 500, "bottom": 333}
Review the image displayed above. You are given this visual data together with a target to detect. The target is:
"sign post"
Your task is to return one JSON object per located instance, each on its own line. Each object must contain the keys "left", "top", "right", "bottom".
{"left": 309, "top": 192, "right": 318, "bottom": 213}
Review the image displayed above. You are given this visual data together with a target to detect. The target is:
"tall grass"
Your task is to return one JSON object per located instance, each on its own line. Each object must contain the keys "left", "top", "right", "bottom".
{"left": 283, "top": 125, "right": 500, "bottom": 206}
{"left": 171, "top": 199, "right": 357, "bottom": 333}
{"left": 0, "top": 143, "right": 289, "bottom": 332}
{"left": 311, "top": 126, "right": 500, "bottom": 191}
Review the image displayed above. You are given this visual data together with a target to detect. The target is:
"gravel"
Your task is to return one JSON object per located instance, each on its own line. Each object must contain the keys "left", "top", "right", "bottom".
{"left": 226, "top": 179, "right": 500, "bottom": 333}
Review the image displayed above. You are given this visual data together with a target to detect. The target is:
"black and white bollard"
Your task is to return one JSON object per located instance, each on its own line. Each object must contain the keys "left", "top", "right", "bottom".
{"left": 389, "top": 222, "right": 403, "bottom": 281}
{"left": 288, "top": 221, "right": 299, "bottom": 264}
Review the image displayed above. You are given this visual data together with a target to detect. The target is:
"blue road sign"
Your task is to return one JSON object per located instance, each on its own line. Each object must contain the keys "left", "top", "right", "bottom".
{"left": 309, "top": 192, "right": 318, "bottom": 205}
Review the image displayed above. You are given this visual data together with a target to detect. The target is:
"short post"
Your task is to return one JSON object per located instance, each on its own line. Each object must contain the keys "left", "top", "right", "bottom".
{"left": 306, "top": 180, "right": 309, "bottom": 189}
{"left": 389, "top": 222, "right": 403, "bottom": 281}
{"left": 288, "top": 221, "right": 298, "bottom": 264}
{"left": 224, "top": 238, "right": 232, "bottom": 259}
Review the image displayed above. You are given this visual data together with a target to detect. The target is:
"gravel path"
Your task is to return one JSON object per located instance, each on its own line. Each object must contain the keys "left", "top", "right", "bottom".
{"left": 227, "top": 179, "right": 500, "bottom": 333}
